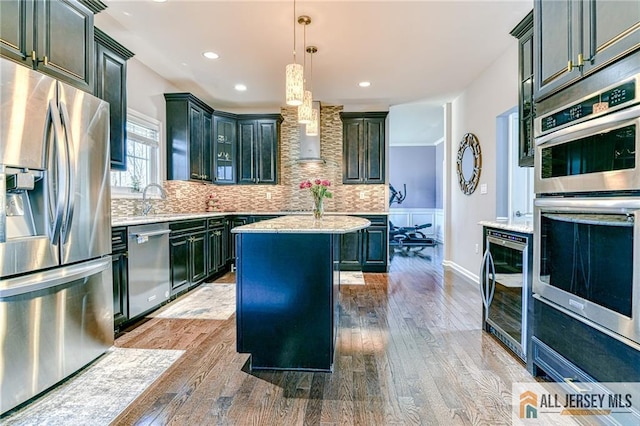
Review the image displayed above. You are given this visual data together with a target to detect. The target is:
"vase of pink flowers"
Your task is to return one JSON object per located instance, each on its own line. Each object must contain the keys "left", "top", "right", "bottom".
{"left": 299, "top": 179, "right": 332, "bottom": 219}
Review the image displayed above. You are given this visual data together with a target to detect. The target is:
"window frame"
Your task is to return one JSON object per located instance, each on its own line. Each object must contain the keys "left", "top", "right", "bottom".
{"left": 110, "top": 109, "right": 164, "bottom": 199}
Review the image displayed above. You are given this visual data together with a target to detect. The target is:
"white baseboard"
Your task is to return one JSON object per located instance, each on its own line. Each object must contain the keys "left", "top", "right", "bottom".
{"left": 442, "top": 260, "right": 478, "bottom": 287}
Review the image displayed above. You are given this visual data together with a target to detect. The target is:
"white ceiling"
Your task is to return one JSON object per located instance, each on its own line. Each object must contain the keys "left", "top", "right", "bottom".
{"left": 96, "top": 0, "right": 533, "bottom": 145}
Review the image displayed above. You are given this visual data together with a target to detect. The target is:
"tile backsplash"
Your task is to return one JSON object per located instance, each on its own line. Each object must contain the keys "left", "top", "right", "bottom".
{"left": 111, "top": 105, "right": 387, "bottom": 217}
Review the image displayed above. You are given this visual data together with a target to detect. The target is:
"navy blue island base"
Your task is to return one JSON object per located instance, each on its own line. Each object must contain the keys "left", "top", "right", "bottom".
{"left": 232, "top": 215, "right": 371, "bottom": 372}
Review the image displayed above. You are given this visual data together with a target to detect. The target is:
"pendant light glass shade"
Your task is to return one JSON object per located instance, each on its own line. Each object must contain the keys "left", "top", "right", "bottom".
{"left": 285, "top": 63, "right": 304, "bottom": 106}
{"left": 298, "top": 90, "right": 313, "bottom": 123}
{"left": 306, "top": 107, "right": 319, "bottom": 136}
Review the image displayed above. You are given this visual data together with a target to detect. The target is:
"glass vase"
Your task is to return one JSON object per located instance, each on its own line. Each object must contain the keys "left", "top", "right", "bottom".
{"left": 313, "top": 196, "right": 324, "bottom": 219}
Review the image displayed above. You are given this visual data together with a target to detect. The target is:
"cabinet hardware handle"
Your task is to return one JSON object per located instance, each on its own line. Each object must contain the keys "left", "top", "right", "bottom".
{"left": 567, "top": 53, "right": 585, "bottom": 72}
{"left": 31, "top": 52, "right": 48, "bottom": 66}
{"left": 564, "top": 378, "right": 592, "bottom": 393}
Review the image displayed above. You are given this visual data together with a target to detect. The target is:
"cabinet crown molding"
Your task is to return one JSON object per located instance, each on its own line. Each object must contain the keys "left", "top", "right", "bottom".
{"left": 340, "top": 111, "right": 389, "bottom": 121}
{"left": 95, "top": 28, "right": 134, "bottom": 59}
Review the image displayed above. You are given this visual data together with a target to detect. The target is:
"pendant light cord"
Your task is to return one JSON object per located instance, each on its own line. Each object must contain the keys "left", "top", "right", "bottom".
{"left": 292, "top": 0, "right": 297, "bottom": 64}
{"left": 302, "top": 18, "right": 307, "bottom": 84}
{"left": 309, "top": 49, "right": 313, "bottom": 91}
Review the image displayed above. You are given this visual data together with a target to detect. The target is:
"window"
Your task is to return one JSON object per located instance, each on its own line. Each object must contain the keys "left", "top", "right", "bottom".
{"left": 110, "top": 110, "right": 161, "bottom": 196}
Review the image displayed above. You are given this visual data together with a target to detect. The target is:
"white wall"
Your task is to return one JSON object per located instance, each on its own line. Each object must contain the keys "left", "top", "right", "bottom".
{"left": 127, "top": 58, "right": 180, "bottom": 123}
{"left": 444, "top": 43, "right": 519, "bottom": 281}
{"left": 125, "top": 58, "right": 181, "bottom": 182}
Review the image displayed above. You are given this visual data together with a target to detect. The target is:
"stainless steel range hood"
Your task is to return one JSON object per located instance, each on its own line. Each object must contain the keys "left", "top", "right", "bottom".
{"left": 297, "top": 102, "right": 325, "bottom": 163}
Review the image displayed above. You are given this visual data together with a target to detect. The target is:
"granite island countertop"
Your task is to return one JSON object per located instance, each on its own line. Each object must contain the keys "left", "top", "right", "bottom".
{"left": 478, "top": 218, "right": 534, "bottom": 234}
{"left": 231, "top": 215, "right": 371, "bottom": 234}
{"left": 112, "top": 211, "right": 387, "bottom": 227}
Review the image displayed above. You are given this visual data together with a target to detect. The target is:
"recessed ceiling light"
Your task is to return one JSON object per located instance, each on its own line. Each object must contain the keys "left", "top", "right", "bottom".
{"left": 202, "top": 51, "right": 219, "bottom": 60}
{"left": 235, "top": 84, "right": 247, "bottom": 92}
{"left": 123, "top": 11, "right": 132, "bottom": 16}
{"left": 152, "top": 0, "right": 167, "bottom": 3}
{"left": 359, "top": 81, "right": 371, "bottom": 87}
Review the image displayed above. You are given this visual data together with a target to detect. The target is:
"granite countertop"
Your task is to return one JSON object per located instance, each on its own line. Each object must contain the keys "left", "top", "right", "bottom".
{"left": 478, "top": 219, "right": 534, "bottom": 234}
{"left": 112, "top": 211, "right": 388, "bottom": 227}
{"left": 231, "top": 215, "right": 371, "bottom": 234}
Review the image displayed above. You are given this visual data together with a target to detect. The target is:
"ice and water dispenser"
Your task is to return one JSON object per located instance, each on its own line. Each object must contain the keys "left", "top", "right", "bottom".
{"left": 0, "top": 164, "right": 50, "bottom": 277}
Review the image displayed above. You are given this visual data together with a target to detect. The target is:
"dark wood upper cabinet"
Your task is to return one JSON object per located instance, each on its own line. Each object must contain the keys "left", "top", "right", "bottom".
{"left": 94, "top": 28, "right": 134, "bottom": 171}
{"left": 0, "top": 0, "right": 103, "bottom": 92}
{"left": 213, "top": 112, "right": 237, "bottom": 184}
{"left": 340, "top": 112, "right": 388, "bottom": 184}
{"left": 237, "top": 115, "right": 282, "bottom": 185}
{"left": 534, "top": 0, "right": 640, "bottom": 100}
{"left": 511, "top": 11, "right": 534, "bottom": 167}
{"left": 165, "top": 93, "right": 214, "bottom": 183}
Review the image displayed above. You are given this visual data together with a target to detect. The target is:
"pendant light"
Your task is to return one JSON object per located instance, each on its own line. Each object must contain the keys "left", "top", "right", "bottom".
{"left": 285, "top": 0, "right": 303, "bottom": 106}
{"left": 305, "top": 46, "right": 319, "bottom": 136}
{"left": 297, "top": 16, "right": 313, "bottom": 123}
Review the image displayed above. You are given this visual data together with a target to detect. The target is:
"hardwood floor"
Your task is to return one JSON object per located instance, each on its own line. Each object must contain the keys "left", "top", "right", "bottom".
{"left": 112, "top": 247, "right": 533, "bottom": 425}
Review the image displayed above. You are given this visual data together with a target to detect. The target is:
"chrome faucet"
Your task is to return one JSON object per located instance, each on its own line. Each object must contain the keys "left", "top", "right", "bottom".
{"left": 141, "top": 183, "right": 167, "bottom": 216}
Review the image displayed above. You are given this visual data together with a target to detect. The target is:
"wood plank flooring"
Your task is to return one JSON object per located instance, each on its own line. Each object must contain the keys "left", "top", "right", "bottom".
{"left": 112, "top": 247, "right": 534, "bottom": 425}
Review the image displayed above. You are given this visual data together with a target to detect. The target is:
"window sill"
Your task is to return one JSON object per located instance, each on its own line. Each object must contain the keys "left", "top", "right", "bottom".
{"left": 111, "top": 188, "right": 143, "bottom": 199}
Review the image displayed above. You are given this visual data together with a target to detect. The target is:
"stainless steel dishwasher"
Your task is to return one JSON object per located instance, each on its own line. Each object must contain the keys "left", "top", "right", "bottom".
{"left": 128, "top": 223, "right": 171, "bottom": 317}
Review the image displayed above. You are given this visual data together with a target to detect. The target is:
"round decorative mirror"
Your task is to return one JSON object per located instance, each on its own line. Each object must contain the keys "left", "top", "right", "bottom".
{"left": 456, "top": 133, "right": 481, "bottom": 195}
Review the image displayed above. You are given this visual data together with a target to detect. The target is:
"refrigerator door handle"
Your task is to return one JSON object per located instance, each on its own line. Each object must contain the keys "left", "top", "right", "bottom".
{"left": 46, "top": 99, "right": 66, "bottom": 244}
{"left": 0, "top": 257, "right": 110, "bottom": 298}
{"left": 58, "top": 101, "right": 75, "bottom": 244}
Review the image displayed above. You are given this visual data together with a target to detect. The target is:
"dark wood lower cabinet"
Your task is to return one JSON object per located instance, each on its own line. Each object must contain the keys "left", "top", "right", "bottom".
{"left": 169, "top": 220, "right": 208, "bottom": 296}
{"left": 208, "top": 221, "right": 226, "bottom": 276}
{"left": 340, "top": 231, "right": 362, "bottom": 271}
{"left": 339, "top": 215, "right": 388, "bottom": 272}
{"left": 169, "top": 234, "right": 190, "bottom": 295}
{"left": 227, "top": 216, "right": 249, "bottom": 265}
{"left": 190, "top": 230, "right": 207, "bottom": 285}
{"left": 111, "top": 227, "right": 128, "bottom": 330}
{"left": 362, "top": 225, "right": 388, "bottom": 270}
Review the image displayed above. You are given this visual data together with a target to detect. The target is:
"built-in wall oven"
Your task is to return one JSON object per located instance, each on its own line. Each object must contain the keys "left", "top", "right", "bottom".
{"left": 533, "top": 60, "right": 640, "bottom": 349}
{"left": 534, "top": 197, "right": 640, "bottom": 345}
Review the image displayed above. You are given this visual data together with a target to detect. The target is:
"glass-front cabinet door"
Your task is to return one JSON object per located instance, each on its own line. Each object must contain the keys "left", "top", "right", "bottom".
{"left": 213, "top": 113, "right": 237, "bottom": 184}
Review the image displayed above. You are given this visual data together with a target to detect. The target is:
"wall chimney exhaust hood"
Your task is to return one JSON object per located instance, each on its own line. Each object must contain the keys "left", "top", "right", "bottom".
{"left": 297, "top": 102, "right": 325, "bottom": 163}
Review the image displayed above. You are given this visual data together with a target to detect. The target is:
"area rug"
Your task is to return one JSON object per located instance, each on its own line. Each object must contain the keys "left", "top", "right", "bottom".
{"left": 152, "top": 283, "right": 236, "bottom": 320}
{"left": 2, "top": 347, "right": 184, "bottom": 426}
{"left": 340, "top": 271, "right": 366, "bottom": 285}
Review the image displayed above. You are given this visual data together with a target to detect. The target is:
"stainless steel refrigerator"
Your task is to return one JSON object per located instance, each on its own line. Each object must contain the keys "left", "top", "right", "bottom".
{"left": 0, "top": 58, "right": 113, "bottom": 414}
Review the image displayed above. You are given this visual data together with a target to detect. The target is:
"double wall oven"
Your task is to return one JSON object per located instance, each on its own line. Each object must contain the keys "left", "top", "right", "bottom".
{"left": 533, "top": 56, "right": 640, "bottom": 351}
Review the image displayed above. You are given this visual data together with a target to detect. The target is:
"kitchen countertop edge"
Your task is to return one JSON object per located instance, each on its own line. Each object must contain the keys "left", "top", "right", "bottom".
{"left": 478, "top": 220, "right": 534, "bottom": 234}
{"left": 112, "top": 211, "right": 389, "bottom": 227}
{"left": 231, "top": 215, "right": 371, "bottom": 234}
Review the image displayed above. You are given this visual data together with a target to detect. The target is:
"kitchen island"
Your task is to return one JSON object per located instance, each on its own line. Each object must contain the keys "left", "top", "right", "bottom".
{"left": 232, "top": 215, "right": 370, "bottom": 371}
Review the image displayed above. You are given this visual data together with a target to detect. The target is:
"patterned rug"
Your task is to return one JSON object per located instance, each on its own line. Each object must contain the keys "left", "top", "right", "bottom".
{"left": 340, "top": 271, "right": 366, "bottom": 285}
{"left": 2, "top": 347, "right": 183, "bottom": 426}
{"left": 152, "top": 283, "right": 236, "bottom": 320}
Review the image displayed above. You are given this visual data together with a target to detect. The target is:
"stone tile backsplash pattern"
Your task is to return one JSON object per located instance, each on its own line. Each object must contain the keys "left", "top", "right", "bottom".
{"left": 111, "top": 105, "right": 387, "bottom": 217}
